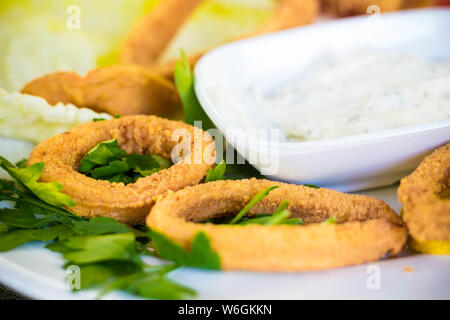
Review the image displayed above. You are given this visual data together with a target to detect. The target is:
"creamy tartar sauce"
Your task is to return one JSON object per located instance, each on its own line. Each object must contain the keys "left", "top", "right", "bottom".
{"left": 210, "top": 49, "right": 450, "bottom": 141}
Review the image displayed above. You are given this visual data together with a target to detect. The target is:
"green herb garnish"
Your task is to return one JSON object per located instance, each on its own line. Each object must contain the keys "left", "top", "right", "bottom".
{"left": 79, "top": 139, "right": 126, "bottom": 172}
{"left": 0, "top": 156, "right": 222, "bottom": 299}
{"left": 79, "top": 139, "right": 171, "bottom": 184}
{"left": 151, "top": 231, "right": 221, "bottom": 270}
{"left": 204, "top": 187, "right": 303, "bottom": 226}
{"left": 174, "top": 51, "right": 263, "bottom": 180}
{"left": 229, "top": 186, "right": 278, "bottom": 224}
{"left": 240, "top": 200, "right": 302, "bottom": 226}
{"left": 205, "top": 160, "right": 226, "bottom": 182}
{"left": 174, "top": 50, "right": 215, "bottom": 131}
{"left": 97, "top": 264, "right": 195, "bottom": 300}
{"left": 15, "top": 158, "right": 28, "bottom": 168}
{"left": 0, "top": 156, "right": 76, "bottom": 208}
{"left": 322, "top": 217, "right": 337, "bottom": 224}
{"left": 303, "top": 184, "right": 320, "bottom": 189}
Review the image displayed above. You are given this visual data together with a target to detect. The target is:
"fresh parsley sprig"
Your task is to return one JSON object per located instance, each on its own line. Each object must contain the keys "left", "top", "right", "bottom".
{"left": 151, "top": 231, "right": 221, "bottom": 270}
{"left": 0, "top": 156, "right": 76, "bottom": 208}
{"left": 174, "top": 50, "right": 215, "bottom": 131}
{"left": 205, "top": 160, "right": 226, "bottom": 182}
{"left": 203, "top": 185, "right": 303, "bottom": 226}
{"left": 322, "top": 217, "right": 337, "bottom": 224}
{"left": 229, "top": 186, "right": 278, "bottom": 224}
{"left": 0, "top": 156, "right": 222, "bottom": 299}
{"left": 79, "top": 139, "right": 171, "bottom": 184}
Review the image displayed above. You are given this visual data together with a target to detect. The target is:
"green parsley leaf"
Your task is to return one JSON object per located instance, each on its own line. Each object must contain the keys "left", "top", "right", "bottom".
{"left": 0, "top": 225, "right": 73, "bottom": 252}
{"left": 0, "top": 155, "right": 196, "bottom": 300}
{"left": 0, "top": 156, "right": 76, "bottom": 208}
{"left": 92, "top": 118, "right": 106, "bottom": 122}
{"left": 127, "top": 154, "right": 171, "bottom": 177}
{"left": 0, "top": 207, "right": 131, "bottom": 252}
{"left": 70, "top": 217, "right": 132, "bottom": 236}
{"left": 228, "top": 186, "right": 278, "bottom": 224}
{"left": 118, "top": 274, "right": 196, "bottom": 300}
{"left": 303, "top": 184, "right": 320, "bottom": 189}
{"left": 76, "top": 261, "right": 141, "bottom": 290}
{"left": 0, "top": 208, "right": 52, "bottom": 229}
{"left": 91, "top": 160, "right": 129, "bottom": 179}
{"left": 79, "top": 140, "right": 172, "bottom": 184}
{"left": 205, "top": 160, "right": 226, "bottom": 182}
{"left": 49, "top": 232, "right": 142, "bottom": 266}
{"left": 151, "top": 231, "right": 221, "bottom": 270}
{"left": 232, "top": 200, "right": 303, "bottom": 226}
{"left": 260, "top": 200, "right": 290, "bottom": 225}
{"left": 79, "top": 139, "right": 126, "bottom": 173}
{"left": 262, "top": 209, "right": 291, "bottom": 225}
{"left": 108, "top": 173, "right": 135, "bottom": 184}
{"left": 15, "top": 158, "right": 28, "bottom": 168}
{"left": 322, "top": 217, "right": 337, "bottom": 224}
{"left": 98, "top": 265, "right": 195, "bottom": 300}
{"left": 174, "top": 50, "right": 215, "bottom": 130}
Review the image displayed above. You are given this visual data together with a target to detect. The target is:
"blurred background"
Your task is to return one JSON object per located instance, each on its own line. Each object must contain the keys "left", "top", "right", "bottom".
{"left": 0, "top": 0, "right": 447, "bottom": 92}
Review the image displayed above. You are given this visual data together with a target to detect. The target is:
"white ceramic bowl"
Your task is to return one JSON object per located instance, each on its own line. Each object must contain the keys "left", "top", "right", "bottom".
{"left": 194, "top": 8, "right": 450, "bottom": 192}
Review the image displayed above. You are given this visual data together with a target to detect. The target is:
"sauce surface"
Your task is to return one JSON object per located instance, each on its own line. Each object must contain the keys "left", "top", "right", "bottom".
{"left": 210, "top": 49, "right": 450, "bottom": 141}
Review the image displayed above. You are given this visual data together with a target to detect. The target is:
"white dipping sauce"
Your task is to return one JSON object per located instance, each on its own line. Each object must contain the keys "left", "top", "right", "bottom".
{"left": 211, "top": 49, "right": 450, "bottom": 141}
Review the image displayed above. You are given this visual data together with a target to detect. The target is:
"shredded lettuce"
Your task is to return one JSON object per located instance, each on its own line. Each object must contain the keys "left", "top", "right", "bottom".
{"left": 0, "top": 89, "right": 112, "bottom": 144}
{"left": 0, "top": 0, "right": 159, "bottom": 91}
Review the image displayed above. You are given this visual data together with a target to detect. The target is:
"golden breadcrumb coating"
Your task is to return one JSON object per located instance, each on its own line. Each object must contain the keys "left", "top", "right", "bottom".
{"left": 28, "top": 115, "right": 215, "bottom": 225}
{"left": 398, "top": 143, "right": 450, "bottom": 242}
{"left": 21, "top": 65, "right": 181, "bottom": 117}
{"left": 148, "top": 179, "right": 407, "bottom": 271}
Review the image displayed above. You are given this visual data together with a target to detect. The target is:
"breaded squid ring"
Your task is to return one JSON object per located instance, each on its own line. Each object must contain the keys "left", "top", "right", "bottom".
{"left": 147, "top": 179, "right": 407, "bottom": 271}
{"left": 28, "top": 115, "right": 215, "bottom": 225}
{"left": 21, "top": 65, "right": 181, "bottom": 117}
{"left": 119, "top": 0, "right": 318, "bottom": 79}
{"left": 119, "top": 0, "right": 206, "bottom": 67}
{"left": 398, "top": 143, "right": 450, "bottom": 254}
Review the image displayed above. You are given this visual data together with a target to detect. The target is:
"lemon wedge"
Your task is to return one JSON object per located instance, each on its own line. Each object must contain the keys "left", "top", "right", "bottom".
{"left": 409, "top": 237, "right": 450, "bottom": 255}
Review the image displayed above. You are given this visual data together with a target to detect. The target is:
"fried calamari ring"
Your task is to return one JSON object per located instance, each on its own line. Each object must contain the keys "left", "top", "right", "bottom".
{"left": 21, "top": 65, "right": 181, "bottom": 117}
{"left": 28, "top": 115, "right": 215, "bottom": 225}
{"left": 398, "top": 143, "right": 450, "bottom": 254}
{"left": 321, "top": 0, "right": 404, "bottom": 16}
{"left": 119, "top": 0, "right": 206, "bottom": 67}
{"left": 119, "top": 0, "right": 318, "bottom": 79}
{"left": 147, "top": 179, "right": 407, "bottom": 271}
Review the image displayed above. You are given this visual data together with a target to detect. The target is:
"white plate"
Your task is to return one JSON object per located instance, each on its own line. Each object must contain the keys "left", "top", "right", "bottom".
{"left": 195, "top": 8, "right": 450, "bottom": 192}
{"left": 1, "top": 183, "right": 449, "bottom": 300}
{"left": 1, "top": 9, "right": 449, "bottom": 301}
